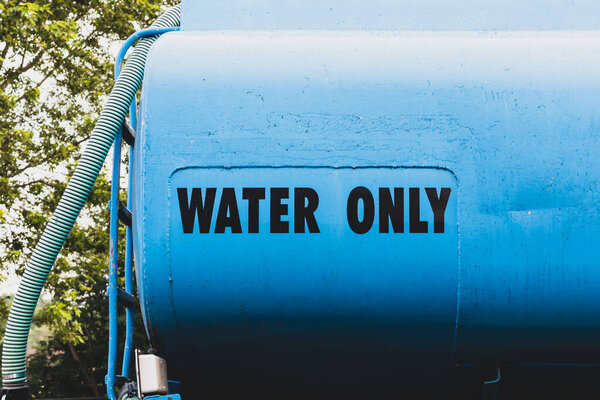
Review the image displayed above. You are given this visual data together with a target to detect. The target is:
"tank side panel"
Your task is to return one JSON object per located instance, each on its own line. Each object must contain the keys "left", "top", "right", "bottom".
{"left": 137, "top": 31, "right": 600, "bottom": 374}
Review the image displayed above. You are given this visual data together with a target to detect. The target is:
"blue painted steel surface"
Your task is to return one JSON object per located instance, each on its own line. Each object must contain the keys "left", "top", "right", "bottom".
{"left": 132, "top": 3, "right": 600, "bottom": 396}
{"left": 182, "top": 0, "right": 600, "bottom": 31}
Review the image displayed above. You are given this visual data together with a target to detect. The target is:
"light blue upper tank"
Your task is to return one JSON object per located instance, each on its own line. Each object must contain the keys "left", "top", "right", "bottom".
{"left": 132, "top": 1, "right": 600, "bottom": 396}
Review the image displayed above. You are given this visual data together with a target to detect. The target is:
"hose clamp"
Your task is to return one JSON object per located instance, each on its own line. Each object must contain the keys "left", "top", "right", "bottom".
{"left": 1, "top": 373, "right": 26, "bottom": 382}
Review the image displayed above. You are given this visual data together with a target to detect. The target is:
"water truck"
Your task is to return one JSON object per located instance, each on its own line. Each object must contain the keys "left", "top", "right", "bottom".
{"left": 3, "top": 1, "right": 600, "bottom": 399}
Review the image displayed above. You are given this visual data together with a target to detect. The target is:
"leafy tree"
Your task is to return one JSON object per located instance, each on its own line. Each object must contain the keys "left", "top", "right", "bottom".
{"left": 1, "top": 0, "right": 176, "bottom": 397}
{"left": 27, "top": 285, "right": 149, "bottom": 398}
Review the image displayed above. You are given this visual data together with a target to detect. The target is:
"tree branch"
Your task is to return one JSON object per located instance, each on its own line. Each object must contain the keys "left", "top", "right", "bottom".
{"left": 18, "top": 49, "right": 45, "bottom": 75}
{"left": 0, "top": 43, "right": 10, "bottom": 71}
{"left": 14, "top": 70, "right": 53, "bottom": 104}
{"left": 67, "top": 342, "right": 101, "bottom": 397}
{"left": 9, "top": 135, "right": 92, "bottom": 178}
{"left": 9, "top": 178, "right": 47, "bottom": 189}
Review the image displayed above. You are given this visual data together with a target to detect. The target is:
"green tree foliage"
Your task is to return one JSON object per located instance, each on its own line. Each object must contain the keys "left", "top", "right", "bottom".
{"left": 1, "top": 0, "right": 176, "bottom": 396}
{"left": 27, "top": 288, "right": 149, "bottom": 398}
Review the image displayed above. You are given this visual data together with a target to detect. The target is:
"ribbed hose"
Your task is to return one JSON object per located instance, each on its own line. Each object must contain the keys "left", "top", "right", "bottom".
{"left": 1, "top": 5, "right": 180, "bottom": 386}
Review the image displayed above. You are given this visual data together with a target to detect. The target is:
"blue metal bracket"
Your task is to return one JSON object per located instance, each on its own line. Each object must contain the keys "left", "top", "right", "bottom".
{"left": 105, "top": 26, "right": 180, "bottom": 400}
{"left": 481, "top": 366, "right": 501, "bottom": 400}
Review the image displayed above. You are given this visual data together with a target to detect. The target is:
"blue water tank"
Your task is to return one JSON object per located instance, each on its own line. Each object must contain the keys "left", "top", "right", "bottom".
{"left": 132, "top": 1, "right": 600, "bottom": 397}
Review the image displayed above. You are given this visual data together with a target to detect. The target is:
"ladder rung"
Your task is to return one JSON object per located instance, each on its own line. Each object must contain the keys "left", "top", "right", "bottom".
{"left": 121, "top": 119, "right": 136, "bottom": 146}
{"left": 115, "top": 374, "right": 132, "bottom": 386}
{"left": 118, "top": 201, "right": 132, "bottom": 226}
{"left": 117, "top": 288, "right": 136, "bottom": 308}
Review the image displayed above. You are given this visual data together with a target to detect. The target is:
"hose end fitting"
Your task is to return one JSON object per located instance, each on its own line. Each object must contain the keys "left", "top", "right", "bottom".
{"left": 1, "top": 384, "right": 29, "bottom": 400}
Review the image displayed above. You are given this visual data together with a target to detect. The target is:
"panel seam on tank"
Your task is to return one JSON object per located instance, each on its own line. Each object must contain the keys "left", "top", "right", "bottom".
{"left": 450, "top": 170, "right": 462, "bottom": 368}
{"left": 142, "top": 33, "right": 181, "bottom": 332}
{"left": 165, "top": 160, "right": 178, "bottom": 327}
{"left": 167, "top": 164, "right": 460, "bottom": 177}
{"left": 139, "top": 84, "right": 154, "bottom": 339}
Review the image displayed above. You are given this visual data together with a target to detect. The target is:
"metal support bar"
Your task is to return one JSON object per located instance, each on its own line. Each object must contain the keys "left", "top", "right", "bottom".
{"left": 117, "top": 288, "right": 136, "bottom": 308}
{"left": 121, "top": 119, "right": 136, "bottom": 146}
{"left": 115, "top": 375, "right": 131, "bottom": 386}
{"left": 118, "top": 201, "right": 132, "bottom": 226}
{"left": 481, "top": 366, "right": 501, "bottom": 400}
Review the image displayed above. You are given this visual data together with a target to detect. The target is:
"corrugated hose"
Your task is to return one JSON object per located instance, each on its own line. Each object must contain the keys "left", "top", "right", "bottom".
{"left": 1, "top": 5, "right": 181, "bottom": 399}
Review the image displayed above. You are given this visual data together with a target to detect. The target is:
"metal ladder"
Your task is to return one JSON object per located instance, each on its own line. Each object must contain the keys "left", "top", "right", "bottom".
{"left": 105, "top": 113, "right": 136, "bottom": 400}
{"left": 104, "top": 26, "right": 179, "bottom": 400}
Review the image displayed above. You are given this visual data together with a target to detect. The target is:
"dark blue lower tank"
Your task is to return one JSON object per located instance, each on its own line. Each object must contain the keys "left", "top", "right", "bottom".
{"left": 132, "top": 5, "right": 600, "bottom": 396}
